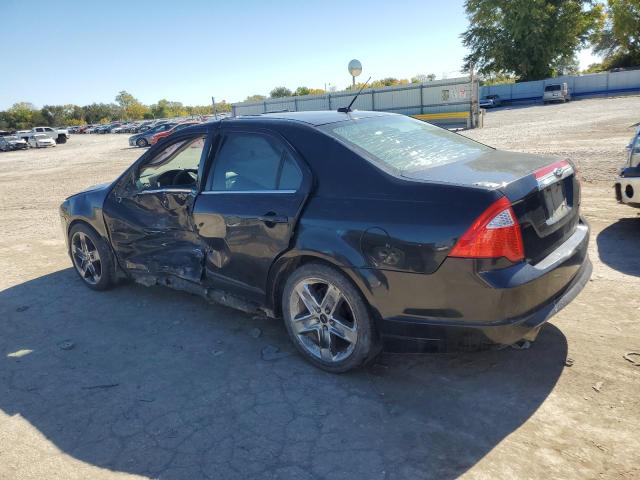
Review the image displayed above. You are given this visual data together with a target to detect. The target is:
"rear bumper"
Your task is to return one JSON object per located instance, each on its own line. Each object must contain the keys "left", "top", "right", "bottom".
{"left": 362, "top": 218, "right": 591, "bottom": 350}
{"left": 615, "top": 170, "right": 640, "bottom": 207}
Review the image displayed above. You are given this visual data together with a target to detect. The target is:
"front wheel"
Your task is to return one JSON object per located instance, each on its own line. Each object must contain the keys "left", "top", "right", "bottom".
{"left": 282, "top": 263, "right": 380, "bottom": 372}
{"left": 136, "top": 137, "right": 148, "bottom": 148}
{"left": 69, "top": 224, "right": 115, "bottom": 291}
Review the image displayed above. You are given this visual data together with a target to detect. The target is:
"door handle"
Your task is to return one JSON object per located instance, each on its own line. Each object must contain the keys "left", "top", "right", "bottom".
{"left": 258, "top": 212, "right": 288, "bottom": 225}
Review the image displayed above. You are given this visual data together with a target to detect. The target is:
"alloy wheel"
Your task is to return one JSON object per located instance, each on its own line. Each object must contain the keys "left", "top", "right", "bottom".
{"left": 71, "top": 231, "right": 102, "bottom": 285}
{"left": 289, "top": 278, "right": 358, "bottom": 363}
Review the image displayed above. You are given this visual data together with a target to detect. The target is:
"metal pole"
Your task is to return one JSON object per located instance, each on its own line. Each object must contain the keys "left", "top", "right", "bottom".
{"left": 469, "top": 63, "right": 477, "bottom": 128}
{"left": 212, "top": 96, "right": 218, "bottom": 120}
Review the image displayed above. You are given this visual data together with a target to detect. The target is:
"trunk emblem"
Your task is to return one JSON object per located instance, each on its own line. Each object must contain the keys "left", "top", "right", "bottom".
{"left": 535, "top": 160, "right": 572, "bottom": 189}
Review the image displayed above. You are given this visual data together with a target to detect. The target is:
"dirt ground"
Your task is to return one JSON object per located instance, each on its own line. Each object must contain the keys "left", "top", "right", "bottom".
{"left": 1, "top": 96, "right": 639, "bottom": 479}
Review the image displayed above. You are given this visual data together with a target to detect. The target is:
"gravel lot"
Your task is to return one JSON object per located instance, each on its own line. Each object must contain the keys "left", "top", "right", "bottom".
{"left": 1, "top": 96, "right": 639, "bottom": 479}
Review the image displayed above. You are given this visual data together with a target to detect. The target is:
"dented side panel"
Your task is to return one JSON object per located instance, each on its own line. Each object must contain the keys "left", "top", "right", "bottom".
{"left": 103, "top": 190, "right": 205, "bottom": 282}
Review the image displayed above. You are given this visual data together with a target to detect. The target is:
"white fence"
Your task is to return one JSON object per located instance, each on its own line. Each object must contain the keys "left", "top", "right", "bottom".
{"left": 481, "top": 70, "right": 640, "bottom": 103}
{"left": 232, "top": 77, "right": 480, "bottom": 129}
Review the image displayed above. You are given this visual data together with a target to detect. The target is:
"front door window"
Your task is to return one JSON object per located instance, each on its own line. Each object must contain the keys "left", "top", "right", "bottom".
{"left": 136, "top": 135, "right": 205, "bottom": 191}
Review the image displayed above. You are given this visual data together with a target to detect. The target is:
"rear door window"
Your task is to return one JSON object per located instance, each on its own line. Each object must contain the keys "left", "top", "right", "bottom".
{"left": 206, "top": 132, "right": 302, "bottom": 192}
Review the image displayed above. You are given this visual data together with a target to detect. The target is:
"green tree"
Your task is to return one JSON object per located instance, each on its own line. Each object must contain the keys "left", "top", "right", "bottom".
{"left": 7, "top": 102, "right": 37, "bottom": 129}
{"left": 270, "top": 86, "right": 292, "bottom": 98}
{"left": 150, "top": 99, "right": 169, "bottom": 118}
{"left": 294, "top": 86, "right": 311, "bottom": 96}
{"left": 40, "top": 104, "right": 79, "bottom": 126}
{"left": 582, "top": 62, "right": 606, "bottom": 73}
{"left": 411, "top": 74, "right": 436, "bottom": 83}
{"left": 82, "top": 103, "right": 119, "bottom": 124}
{"left": 347, "top": 77, "right": 411, "bottom": 91}
{"left": 462, "top": 0, "right": 604, "bottom": 81}
{"left": 594, "top": 0, "right": 640, "bottom": 69}
{"left": 292, "top": 87, "right": 326, "bottom": 96}
{"left": 115, "top": 90, "right": 148, "bottom": 120}
{"left": 480, "top": 73, "right": 517, "bottom": 85}
{"left": 245, "top": 94, "right": 266, "bottom": 102}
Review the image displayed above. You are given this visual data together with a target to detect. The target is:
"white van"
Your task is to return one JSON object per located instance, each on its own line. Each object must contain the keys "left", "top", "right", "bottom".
{"left": 543, "top": 83, "right": 570, "bottom": 104}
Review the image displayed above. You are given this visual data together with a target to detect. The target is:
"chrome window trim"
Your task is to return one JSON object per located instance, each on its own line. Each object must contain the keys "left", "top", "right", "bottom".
{"left": 200, "top": 189, "right": 297, "bottom": 195}
{"left": 136, "top": 188, "right": 194, "bottom": 195}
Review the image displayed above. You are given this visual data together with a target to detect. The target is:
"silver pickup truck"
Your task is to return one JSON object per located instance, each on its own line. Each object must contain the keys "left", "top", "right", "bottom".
{"left": 15, "top": 126, "right": 70, "bottom": 144}
{"left": 615, "top": 126, "right": 640, "bottom": 208}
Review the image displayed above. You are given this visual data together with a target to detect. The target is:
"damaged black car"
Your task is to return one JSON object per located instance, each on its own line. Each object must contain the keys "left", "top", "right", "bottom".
{"left": 60, "top": 111, "right": 591, "bottom": 372}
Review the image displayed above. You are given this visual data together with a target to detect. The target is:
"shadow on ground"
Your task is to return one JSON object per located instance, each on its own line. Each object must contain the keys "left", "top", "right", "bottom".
{"left": 1, "top": 269, "right": 568, "bottom": 480}
{"left": 597, "top": 217, "right": 640, "bottom": 277}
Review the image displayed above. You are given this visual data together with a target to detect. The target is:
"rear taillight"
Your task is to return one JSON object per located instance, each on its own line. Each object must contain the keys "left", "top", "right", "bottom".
{"left": 449, "top": 196, "right": 524, "bottom": 262}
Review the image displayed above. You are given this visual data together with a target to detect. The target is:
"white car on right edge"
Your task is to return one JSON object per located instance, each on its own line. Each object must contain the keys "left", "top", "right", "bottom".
{"left": 615, "top": 126, "right": 640, "bottom": 208}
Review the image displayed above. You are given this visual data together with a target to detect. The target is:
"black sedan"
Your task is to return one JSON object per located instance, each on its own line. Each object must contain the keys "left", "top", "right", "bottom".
{"left": 60, "top": 111, "right": 591, "bottom": 372}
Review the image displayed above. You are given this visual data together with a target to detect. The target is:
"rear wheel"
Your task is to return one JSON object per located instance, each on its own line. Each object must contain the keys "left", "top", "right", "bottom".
{"left": 282, "top": 263, "right": 379, "bottom": 372}
{"left": 69, "top": 224, "right": 115, "bottom": 291}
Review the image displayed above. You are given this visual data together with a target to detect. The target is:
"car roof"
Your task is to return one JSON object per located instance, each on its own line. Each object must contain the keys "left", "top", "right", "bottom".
{"left": 232, "top": 110, "right": 395, "bottom": 126}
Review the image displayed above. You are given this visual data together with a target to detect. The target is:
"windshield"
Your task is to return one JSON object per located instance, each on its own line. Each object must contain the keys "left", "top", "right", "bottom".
{"left": 321, "top": 115, "right": 491, "bottom": 175}
{"left": 158, "top": 124, "right": 175, "bottom": 132}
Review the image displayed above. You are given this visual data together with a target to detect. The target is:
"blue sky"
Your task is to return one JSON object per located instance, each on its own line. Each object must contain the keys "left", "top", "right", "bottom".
{"left": 0, "top": 0, "right": 600, "bottom": 109}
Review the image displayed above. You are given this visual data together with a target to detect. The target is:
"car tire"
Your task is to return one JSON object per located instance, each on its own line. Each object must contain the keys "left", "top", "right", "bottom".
{"left": 57, "top": 136, "right": 67, "bottom": 144}
{"left": 68, "top": 223, "right": 116, "bottom": 291}
{"left": 282, "top": 263, "right": 380, "bottom": 373}
{"left": 136, "top": 138, "right": 148, "bottom": 148}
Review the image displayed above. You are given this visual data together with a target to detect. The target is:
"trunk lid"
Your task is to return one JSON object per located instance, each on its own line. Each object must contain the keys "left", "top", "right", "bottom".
{"left": 407, "top": 150, "right": 580, "bottom": 265}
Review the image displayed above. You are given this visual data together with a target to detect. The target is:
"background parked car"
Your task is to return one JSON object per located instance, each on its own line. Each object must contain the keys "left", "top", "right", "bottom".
{"left": 129, "top": 122, "right": 176, "bottom": 147}
{"left": 0, "top": 135, "right": 28, "bottom": 151}
{"left": 615, "top": 125, "right": 640, "bottom": 208}
{"left": 150, "top": 121, "right": 200, "bottom": 145}
{"left": 27, "top": 134, "right": 56, "bottom": 148}
{"left": 543, "top": 83, "right": 570, "bottom": 103}
{"left": 480, "top": 94, "right": 502, "bottom": 108}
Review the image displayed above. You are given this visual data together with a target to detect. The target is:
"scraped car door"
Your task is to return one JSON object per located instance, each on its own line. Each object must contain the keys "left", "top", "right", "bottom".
{"left": 192, "top": 128, "right": 311, "bottom": 303}
{"left": 103, "top": 133, "right": 209, "bottom": 283}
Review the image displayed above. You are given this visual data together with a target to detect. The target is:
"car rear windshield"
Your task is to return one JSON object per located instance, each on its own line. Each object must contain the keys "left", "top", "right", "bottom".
{"left": 545, "top": 85, "right": 561, "bottom": 91}
{"left": 321, "top": 115, "right": 490, "bottom": 175}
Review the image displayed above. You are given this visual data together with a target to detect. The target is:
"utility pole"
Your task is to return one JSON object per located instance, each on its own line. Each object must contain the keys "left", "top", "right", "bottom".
{"left": 211, "top": 96, "right": 218, "bottom": 120}
{"left": 469, "top": 63, "right": 478, "bottom": 129}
